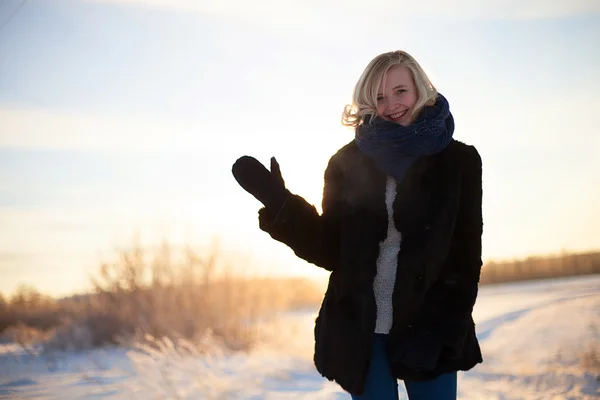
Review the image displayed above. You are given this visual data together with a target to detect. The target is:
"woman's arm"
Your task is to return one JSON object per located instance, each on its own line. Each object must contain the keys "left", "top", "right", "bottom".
{"left": 258, "top": 158, "right": 343, "bottom": 272}
{"left": 418, "top": 145, "right": 483, "bottom": 355}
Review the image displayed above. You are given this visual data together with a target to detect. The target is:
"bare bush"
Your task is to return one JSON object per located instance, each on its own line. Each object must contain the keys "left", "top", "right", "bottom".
{"left": 0, "top": 285, "right": 66, "bottom": 334}
{"left": 80, "top": 240, "right": 324, "bottom": 351}
{"left": 0, "top": 240, "right": 324, "bottom": 353}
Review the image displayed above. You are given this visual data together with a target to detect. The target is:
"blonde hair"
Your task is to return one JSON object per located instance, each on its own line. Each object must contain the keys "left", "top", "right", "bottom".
{"left": 342, "top": 50, "right": 438, "bottom": 128}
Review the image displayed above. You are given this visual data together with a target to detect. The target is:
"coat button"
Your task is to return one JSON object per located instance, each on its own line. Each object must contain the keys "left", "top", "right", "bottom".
{"left": 417, "top": 275, "right": 424, "bottom": 280}
{"left": 407, "top": 324, "right": 413, "bottom": 329}
{"left": 425, "top": 225, "right": 430, "bottom": 230}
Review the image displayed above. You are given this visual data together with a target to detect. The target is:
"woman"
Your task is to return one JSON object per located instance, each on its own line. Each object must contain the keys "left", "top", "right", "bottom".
{"left": 232, "top": 50, "right": 483, "bottom": 399}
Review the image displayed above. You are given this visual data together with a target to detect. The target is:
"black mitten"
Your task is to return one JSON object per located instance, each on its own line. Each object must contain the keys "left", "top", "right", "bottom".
{"left": 232, "top": 156, "right": 287, "bottom": 211}
{"left": 393, "top": 331, "right": 442, "bottom": 372}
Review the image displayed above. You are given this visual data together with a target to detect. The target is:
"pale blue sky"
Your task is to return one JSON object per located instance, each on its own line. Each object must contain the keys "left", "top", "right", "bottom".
{"left": 1, "top": 0, "right": 599, "bottom": 296}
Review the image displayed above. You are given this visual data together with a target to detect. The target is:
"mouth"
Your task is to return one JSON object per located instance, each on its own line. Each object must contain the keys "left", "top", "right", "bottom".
{"left": 387, "top": 109, "right": 408, "bottom": 122}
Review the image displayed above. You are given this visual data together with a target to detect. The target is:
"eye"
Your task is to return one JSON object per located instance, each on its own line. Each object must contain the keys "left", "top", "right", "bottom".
{"left": 376, "top": 96, "right": 384, "bottom": 103}
{"left": 396, "top": 89, "right": 406, "bottom": 95}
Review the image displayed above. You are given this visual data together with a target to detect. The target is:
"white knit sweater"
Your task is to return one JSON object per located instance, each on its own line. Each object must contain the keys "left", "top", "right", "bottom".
{"left": 373, "top": 176, "right": 402, "bottom": 334}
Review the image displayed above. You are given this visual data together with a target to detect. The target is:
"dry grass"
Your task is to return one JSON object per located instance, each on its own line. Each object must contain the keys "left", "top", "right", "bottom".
{"left": 551, "top": 319, "right": 600, "bottom": 384}
{"left": 0, "top": 241, "right": 324, "bottom": 353}
{"left": 581, "top": 345, "right": 600, "bottom": 375}
{"left": 581, "top": 322, "right": 600, "bottom": 378}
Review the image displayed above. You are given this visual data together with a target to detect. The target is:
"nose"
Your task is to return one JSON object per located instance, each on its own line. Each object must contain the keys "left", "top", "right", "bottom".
{"left": 387, "top": 101, "right": 401, "bottom": 113}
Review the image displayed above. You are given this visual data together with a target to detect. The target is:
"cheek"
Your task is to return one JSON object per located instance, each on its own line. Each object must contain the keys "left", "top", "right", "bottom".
{"left": 376, "top": 104, "right": 386, "bottom": 117}
{"left": 408, "top": 93, "right": 418, "bottom": 109}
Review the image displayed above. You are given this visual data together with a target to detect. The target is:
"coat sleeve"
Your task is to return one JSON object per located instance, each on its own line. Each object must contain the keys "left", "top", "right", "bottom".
{"left": 257, "top": 157, "right": 343, "bottom": 272}
{"left": 417, "top": 145, "right": 483, "bottom": 354}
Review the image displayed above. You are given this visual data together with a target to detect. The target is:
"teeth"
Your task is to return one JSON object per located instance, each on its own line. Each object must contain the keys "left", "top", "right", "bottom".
{"left": 390, "top": 110, "right": 406, "bottom": 119}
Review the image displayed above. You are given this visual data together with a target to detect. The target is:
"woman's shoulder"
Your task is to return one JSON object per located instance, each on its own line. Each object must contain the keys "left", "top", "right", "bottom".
{"left": 326, "top": 140, "right": 361, "bottom": 168}
{"left": 334, "top": 140, "right": 360, "bottom": 157}
{"left": 446, "top": 140, "right": 482, "bottom": 168}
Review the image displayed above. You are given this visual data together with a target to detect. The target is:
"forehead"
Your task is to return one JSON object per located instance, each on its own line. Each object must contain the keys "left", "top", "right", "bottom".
{"left": 377, "top": 66, "right": 413, "bottom": 93}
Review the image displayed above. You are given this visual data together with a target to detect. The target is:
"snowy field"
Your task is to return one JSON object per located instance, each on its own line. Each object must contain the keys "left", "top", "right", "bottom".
{"left": 1, "top": 275, "right": 599, "bottom": 399}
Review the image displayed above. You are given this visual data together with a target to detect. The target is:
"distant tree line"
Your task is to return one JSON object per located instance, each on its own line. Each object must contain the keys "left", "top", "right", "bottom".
{"left": 480, "top": 250, "right": 600, "bottom": 284}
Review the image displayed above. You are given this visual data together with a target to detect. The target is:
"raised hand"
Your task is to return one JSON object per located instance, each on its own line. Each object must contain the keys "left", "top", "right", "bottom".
{"left": 232, "top": 155, "right": 287, "bottom": 211}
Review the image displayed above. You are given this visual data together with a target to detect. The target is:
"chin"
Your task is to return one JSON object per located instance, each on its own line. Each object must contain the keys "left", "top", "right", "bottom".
{"left": 399, "top": 115, "right": 416, "bottom": 126}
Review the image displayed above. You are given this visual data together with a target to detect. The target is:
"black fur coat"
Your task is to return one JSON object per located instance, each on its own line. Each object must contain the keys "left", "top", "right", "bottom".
{"left": 258, "top": 139, "right": 484, "bottom": 395}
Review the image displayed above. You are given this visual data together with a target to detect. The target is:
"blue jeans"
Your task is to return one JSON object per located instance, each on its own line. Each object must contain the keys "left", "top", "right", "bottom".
{"left": 350, "top": 334, "right": 457, "bottom": 400}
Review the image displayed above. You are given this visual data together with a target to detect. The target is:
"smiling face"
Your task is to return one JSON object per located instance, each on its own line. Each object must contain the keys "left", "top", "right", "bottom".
{"left": 376, "top": 65, "right": 418, "bottom": 126}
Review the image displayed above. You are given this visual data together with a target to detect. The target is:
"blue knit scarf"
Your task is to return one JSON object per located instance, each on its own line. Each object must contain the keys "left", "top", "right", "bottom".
{"left": 354, "top": 93, "right": 454, "bottom": 183}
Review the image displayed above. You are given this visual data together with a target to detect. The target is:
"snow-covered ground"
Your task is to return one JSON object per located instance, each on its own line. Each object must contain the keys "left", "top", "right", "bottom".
{"left": 1, "top": 275, "right": 599, "bottom": 399}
